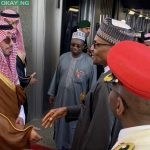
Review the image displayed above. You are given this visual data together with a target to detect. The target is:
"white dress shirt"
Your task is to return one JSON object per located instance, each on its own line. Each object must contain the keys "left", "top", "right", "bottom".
{"left": 112, "top": 125, "right": 150, "bottom": 150}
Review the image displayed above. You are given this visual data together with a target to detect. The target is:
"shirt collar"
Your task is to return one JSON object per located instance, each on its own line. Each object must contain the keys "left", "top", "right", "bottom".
{"left": 104, "top": 66, "right": 110, "bottom": 73}
{"left": 118, "top": 125, "right": 150, "bottom": 140}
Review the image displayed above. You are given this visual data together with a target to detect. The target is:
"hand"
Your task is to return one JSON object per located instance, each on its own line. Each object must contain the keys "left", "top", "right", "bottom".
{"left": 49, "top": 97, "right": 55, "bottom": 105}
{"left": 17, "top": 51, "right": 26, "bottom": 63}
{"left": 42, "top": 107, "right": 68, "bottom": 128}
{"left": 29, "top": 72, "right": 38, "bottom": 85}
{"left": 16, "top": 117, "right": 24, "bottom": 126}
{"left": 29, "top": 127, "right": 42, "bottom": 143}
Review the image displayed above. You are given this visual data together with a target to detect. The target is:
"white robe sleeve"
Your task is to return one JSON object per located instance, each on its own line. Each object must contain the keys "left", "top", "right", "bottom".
{"left": 18, "top": 105, "right": 25, "bottom": 125}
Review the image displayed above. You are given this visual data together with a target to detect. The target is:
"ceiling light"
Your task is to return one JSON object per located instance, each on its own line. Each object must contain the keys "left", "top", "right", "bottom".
{"left": 69, "top": 8, "right": 79, "bottom": 12}
{"left": 128, "top": 10, "right": 135, "bottom": 15}
{"left": 145, "top": 16, "right": 149, "bottom": 19}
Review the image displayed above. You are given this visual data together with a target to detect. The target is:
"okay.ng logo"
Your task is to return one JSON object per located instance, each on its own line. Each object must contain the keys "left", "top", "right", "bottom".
{"left": 0, "top": 0, "right": 30, "bottom": 6}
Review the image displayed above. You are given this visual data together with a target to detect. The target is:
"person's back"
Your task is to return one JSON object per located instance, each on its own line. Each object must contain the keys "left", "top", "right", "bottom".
{"left": 107, "top": 41, "right": 150, "bottom": 150}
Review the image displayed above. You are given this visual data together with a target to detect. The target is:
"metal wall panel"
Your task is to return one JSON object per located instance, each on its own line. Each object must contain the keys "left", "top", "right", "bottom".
{"left": 80, "top": 0, "right": 96, "bottom": 44}
{"left": 43, "top": 0, "right": 63, "bottom": 114}
{"left": 30, "top": 0, "right": 46, "bottom": 119}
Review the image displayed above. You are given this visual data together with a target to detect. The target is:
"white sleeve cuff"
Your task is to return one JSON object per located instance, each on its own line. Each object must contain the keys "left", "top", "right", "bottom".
{"left": 18, "top": 105, "right": 25, "bottom": 125}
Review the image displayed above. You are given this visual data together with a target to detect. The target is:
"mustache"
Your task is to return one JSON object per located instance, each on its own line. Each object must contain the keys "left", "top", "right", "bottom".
{"left": 6, "top": 45, "right": 13, "bottom": 50}
{"left": 8, "top": 44, "right": 13, "bottom": 48}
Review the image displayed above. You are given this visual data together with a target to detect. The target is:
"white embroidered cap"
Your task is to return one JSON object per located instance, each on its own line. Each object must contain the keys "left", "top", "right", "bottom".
{"left": 72, "top": 30, "right": 86, "bottom": 41}
{"left": 97, "top": 18, "right": 134, "bottom": 44}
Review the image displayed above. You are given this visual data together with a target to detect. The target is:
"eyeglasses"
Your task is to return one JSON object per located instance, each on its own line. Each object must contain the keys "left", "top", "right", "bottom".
{"left": 93, "top": 42, "right": 112, "bottom": 49}
{"left": 3, "top": 36, "right": 16, "bottom": 44}
{"left": 71, "top": 43, "right": 83, "bottom": 49}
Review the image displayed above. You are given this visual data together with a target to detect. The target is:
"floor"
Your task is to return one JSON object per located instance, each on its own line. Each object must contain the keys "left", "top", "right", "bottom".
{"left": 29, "top": 119, "right": 56, "bottom": 149}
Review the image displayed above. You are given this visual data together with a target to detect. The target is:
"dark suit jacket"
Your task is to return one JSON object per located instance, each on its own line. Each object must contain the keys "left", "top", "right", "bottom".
{"left": 66, "top": 71, "right": 122, "bottom": 150}
{"left": 16, "top": 56, "right": 30, "bottom": 88}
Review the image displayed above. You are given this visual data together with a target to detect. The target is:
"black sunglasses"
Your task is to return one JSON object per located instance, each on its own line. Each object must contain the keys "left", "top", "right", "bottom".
{"left": 71, "top": 43, "right": 83, "bottom": 49}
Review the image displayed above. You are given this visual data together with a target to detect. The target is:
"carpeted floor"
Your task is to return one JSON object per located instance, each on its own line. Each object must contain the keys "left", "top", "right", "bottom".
{"left": 31, "top": 144, "right": 55, "bottom": 150}
{"left": 28, "top": 119, "right": 56, "bottom": 150}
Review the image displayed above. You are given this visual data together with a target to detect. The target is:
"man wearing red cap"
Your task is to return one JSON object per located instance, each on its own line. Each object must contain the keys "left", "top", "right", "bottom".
{"left": 0, "top": 20, "right": 41, "bottom": 149}
{"left": 42, "top": 18, "right": 134, "bottom": 150}
{"left": 107, "top": 41, "right": 150, "bottom": 150}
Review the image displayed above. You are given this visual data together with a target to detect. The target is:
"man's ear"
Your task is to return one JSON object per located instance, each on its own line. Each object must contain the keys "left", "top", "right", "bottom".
{"left": 116, "top": 96, "right": 125, "bottom": 116}
{"left": 15, "top": 20, "right": 19, "bottom": 25}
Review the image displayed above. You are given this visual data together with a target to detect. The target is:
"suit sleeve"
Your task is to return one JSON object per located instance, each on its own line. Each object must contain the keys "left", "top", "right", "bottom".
{"left": 16, "top": 56, "right": 30, "bottom": 88}
{"left": 65, "top": 105, "right": 81, "bottom": 122}
{"left": 88, "top": 64, "right": 97, "bottom": 91}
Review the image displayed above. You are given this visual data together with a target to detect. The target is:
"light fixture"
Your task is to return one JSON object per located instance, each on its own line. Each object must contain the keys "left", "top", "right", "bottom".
{"left": 145, "top": 16, "right": 149, "bottom": 19}
{"left": 128, "top": 10, "right": 135, "bottom": 15}
{"left": 139, "top": 14, "right": 143, "bottom": 17}
{"left": 69, "top": 7, "right": 79, "bottom": 12}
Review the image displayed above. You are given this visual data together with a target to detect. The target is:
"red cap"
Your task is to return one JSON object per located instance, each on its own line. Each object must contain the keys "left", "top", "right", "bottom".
{"left": 108, "top": 41, "right": 150, "bottom": 100}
